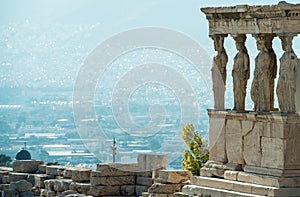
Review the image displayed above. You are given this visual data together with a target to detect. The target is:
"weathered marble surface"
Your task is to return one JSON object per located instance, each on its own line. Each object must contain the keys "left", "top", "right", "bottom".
{"left": 211, "top": 35, "right": 228, "bottom": 110}
{"left": 206, "top": 111, "right": 300, "bottom": 178}
{"left": 277, "top": 35, "right": 298, "bottom": 113}
{"left": 232, "top": 34, "right": 250, "bottom": 111}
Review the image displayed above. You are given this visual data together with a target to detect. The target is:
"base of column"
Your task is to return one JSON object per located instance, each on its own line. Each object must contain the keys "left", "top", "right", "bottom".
{"left": 177, "top": 176, "right": 300, "bottom": 197}
{"left": 224, "top": 170, "right": 300, "bottom": 188}
{"left": 244, "top": 165, "right": 300, "bottom": 178}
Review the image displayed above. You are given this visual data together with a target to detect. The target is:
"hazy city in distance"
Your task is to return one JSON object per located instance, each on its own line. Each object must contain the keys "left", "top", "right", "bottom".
{"left": 1, "top": 0, "right": 300, "bottom": 168}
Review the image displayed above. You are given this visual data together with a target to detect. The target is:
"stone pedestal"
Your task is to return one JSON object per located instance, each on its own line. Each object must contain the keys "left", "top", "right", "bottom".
{"left": 193, "top": 110, "right": 300, "bottom": 196}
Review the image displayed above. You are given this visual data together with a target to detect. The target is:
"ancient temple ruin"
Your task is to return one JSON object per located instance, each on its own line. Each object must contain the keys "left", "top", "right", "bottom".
{"left": 176, "top": 3, "right": 300, "bottom": 197}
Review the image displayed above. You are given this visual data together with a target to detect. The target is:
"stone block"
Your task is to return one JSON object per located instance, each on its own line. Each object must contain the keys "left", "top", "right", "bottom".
{"left": 0, "top": 171, "right": 9, "bottom": 184}
{"left": 148, "top": 183, "right": 182, "bottom": 194}
{"left": 284, "top": 138, "right": 300, "bottom": 168}
{"left": 173, "top": 192, "right": 190, "bottom": 197}
{"left": 94, "top": 163, "right": 137, "bottom": 176}
{"left": 224, "top": 170, "right": 239, "bottom": 181}
{"left": 243, "top": 121, "right": 262, "bottom": 167}
{"left": 46, "top": 166, "right": 65, "bottom": 176}
{"left": 190, "top": 176, "right": 233, "bottom": 190}
{"left": 0, "top": 167, "right": 13, "bottom": 172}
{"left": 57, "top": 190, "right": 78, "bottom": 196}
{"left": 1, "top": 190, "right": 19, "bottom": 197}
{"left": 9, "top": 173, "right": 28, "bottom": 183}
{"left": 69, "top": 182, "right": 91, "bottom": 195}
{"left": 53, "top": 179, "right": 72, "bottom": 192}
{"left": 200, "top": 167, "right": 224, "bottom": 178}
{"left": 159, "top": 170, "right": 191, "bottom": 184}
{"left": 136, "top": 185, "right": 149, "bottom": 196}
{"left": 208, "top": 111, "right": 227, "bottom": 163}
{"left": 91, "top": 176, "right": 135, "bottom": 186}
{"left": 44, "top": 180, "right": 55, "bottom": 191}
{"left": 46, "top": 190, "right": 55, "bottom": 197}
{"left": 136, "top": 176, "right": 153, "bottom": 186}
{"left": 10, "top": 180, "right": 32, "bottom": 192}
{"left": 142, "top": 192, "right": 150, "bottom": 197}
{"left": 34, "top": 174, "right": 48, "bottom": 188}
{"left": 40, "top": 189, "right": 46, "bottom": 197}
{"left": 19, "top": 191, "right": 34, "bottom": 197}
{"left": 261, "top": 137, "right": 285, "bottom": 169}
{"left": 72, "top": 169, "right": 91, "bottom": 183}
{"left": 225, "top": 119, "right": 244, "bottom": 165}
{"left": 138, "top": 154, "right": 167, "bottom": 171}
{"left": 135, "top": 171, "right": 153, "bottom": 177}
{"left": 0, "top": 183, "right": 10, "bottom": 190}
{"left": 12, "top": 160, "right": 43, "bottom": 173}
{"left": 37, "top": 165, "right": 47, "bottom": 174}
{"left": 88, "top": 186, "right": 121, "bottom": 196}
{"left": 63, "top": 167, "right": 78, "bottom": 178}
{"left": 121, "top": 185, "right": 135, "bottom": 196}
{"left": 244, "top": 165, "right": 300, "bottom": 177}
{"left": 237, "top": 171, "right": 300, "bottom": 187}
{"left": 2, "top": 175, "right": 10, "bottom": 184}
{"left": 26, "top": 174, "right": 35, "bottom": 185}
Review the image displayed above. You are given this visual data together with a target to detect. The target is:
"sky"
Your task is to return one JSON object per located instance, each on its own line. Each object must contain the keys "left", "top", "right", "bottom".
{"left": 1, "top": 0, "right": 300, "bottom": 47}
{"left": 1, "top": 0, "right": 300, "bottom": 85}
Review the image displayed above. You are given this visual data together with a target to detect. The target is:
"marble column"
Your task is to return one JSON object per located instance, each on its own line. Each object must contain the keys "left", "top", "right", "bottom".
{"left": 251, "top": 34, "right": 274, "bottom": 112}
{"left": 264, "top": 34, "right": 277, "bottom": 110}
{"left": 211, "top": 34, "right": 228, "bottom": 110}
{"left": 232, "top": 34, "right": 250, "bottom": 111}
{"left": 277, "top": 34, "right": 298, "bottom": 113}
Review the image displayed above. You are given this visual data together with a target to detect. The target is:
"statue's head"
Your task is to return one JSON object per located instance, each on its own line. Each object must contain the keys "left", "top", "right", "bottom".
{"left": 254, "top": 34, "right": 267, "bottom": 51}
{"left": 233, "top": 34, "right": 246, "bottom": 51}
{"left": 212, "top": 35, "right": 225, "bottom": 52}
{"left": 279, "top": 35, "right": 294, "bottom": 52}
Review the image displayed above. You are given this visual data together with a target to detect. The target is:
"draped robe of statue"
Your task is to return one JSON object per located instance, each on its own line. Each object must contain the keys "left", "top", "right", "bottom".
{"left": 212, "top": 50, "right": 228, "bottom": 109}
{"left": 232, "top": 46, "right": 250, "bottom": 111}
{"left": 267, "top": 48, "right": 277, "bottom": 109}
{"left": 251, "top": 46, "right": 272, "bottom": 112}
{"left": 277, "top": 50, "right": 297, "bottom": 113}
{"left": 211, "top": 35, "right": 228, "bottom": 110}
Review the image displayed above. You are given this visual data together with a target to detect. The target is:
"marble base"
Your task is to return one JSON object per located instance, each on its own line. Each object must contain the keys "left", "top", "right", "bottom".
{"left": 179, "top": 176, "right": 300, "bottom": 197}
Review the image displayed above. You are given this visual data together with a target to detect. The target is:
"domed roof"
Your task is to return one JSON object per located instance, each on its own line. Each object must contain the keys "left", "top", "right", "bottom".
{"left": 15, "top": 149, "right": 31, "bottom": 160}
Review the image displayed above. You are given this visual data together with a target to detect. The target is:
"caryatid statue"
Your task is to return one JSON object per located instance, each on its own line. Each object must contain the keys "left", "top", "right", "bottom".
{"left": 211, "top": 34, "right": 228, "bottom": 110}
{"left": 277, "top": 35, "right": 298, "bottom": 113}
{"left": 232, "top": 34, "right": 250, "bottom": 111}
{"left": 265, "top": 35, "right": 277, "bottom": 110}
{"left": 251, "top": 34, "right": 272, "bottom": 112}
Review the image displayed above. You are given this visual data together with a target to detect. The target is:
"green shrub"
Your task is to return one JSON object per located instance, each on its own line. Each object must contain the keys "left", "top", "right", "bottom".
{"left": 181, "top": 123, "right": 209, "bottom": 175}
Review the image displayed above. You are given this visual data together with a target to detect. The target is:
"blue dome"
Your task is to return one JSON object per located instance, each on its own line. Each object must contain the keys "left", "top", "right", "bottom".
{"left": 15, "top": 149, "right": 31, "bottom": 160}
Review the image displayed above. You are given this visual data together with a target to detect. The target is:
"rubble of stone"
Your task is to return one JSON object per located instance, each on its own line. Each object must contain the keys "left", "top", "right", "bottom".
{"left": 142, "top": 170, "right": 191, "bottom": 197}
{"left": 0, "top": 154, "right": 195, "bottom": 197}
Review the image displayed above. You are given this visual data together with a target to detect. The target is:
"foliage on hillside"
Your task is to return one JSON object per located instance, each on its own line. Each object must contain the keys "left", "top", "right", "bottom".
{"left": 0, "top": 154, "right": 12, "bottom": 167}
{"left": 181, "top": 123, "right": 209, "bottom": 175}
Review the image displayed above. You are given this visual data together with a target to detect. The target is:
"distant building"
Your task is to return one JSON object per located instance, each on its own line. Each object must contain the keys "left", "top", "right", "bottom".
{"left": 15, "top": 149, "right": 31, "bottom": 160}
{"left": 15, "top": 142, "right": 31, "bottom": 160}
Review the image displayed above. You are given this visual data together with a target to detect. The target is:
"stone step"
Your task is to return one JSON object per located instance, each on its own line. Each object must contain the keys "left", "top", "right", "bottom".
{"left": 190, "top": 176, "right": 300, "bottom": 196}
{"left": 173, "top": 192, "right": 192, "bottom": 197}
{"left": 225, "top": 170, "right": 300, "bottom": 188}
{"left": 182, "top": 185, "right": 266, "bottom": 197}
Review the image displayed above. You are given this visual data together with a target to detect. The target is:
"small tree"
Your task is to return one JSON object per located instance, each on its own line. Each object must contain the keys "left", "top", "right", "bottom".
{"left": 181, "top": 123, "right": 209, "bottom": 175}
{"left": 0, "top": 154, "right": 12, "bottom": 167}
